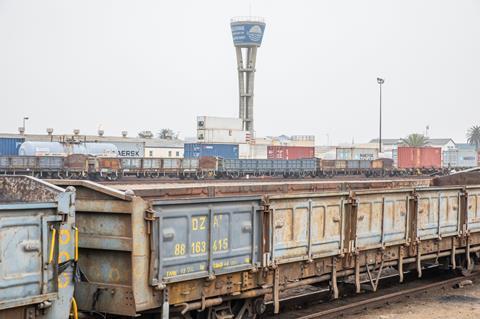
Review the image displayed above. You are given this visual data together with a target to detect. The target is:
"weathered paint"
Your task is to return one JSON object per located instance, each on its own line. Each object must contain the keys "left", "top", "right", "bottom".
{"left": 268, "top": 194, "right": 347, "bottom": 264}
{"left": 466, "top": 186, "right": 480, "bottom": 232}
{"left": 415, "top": 188, "right": 461, "bottom": 239}
{"left": 0, "top": 176, "right": 75, "bottom": 319}
{"left": 150, "top": 197, "right": 262, "bottom": 284}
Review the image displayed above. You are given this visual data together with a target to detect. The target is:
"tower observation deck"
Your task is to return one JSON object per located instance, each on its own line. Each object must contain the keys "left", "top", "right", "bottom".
{"left": 230, "top": 17, "right": 266, "bottom": 136}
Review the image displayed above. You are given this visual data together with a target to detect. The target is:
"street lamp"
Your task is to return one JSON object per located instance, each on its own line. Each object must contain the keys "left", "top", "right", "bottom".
{"left": 376, "top": 78, "right": 384, "bottom": 153}
{"left": 22, "top": 116, "right": 29, "bottom": 133}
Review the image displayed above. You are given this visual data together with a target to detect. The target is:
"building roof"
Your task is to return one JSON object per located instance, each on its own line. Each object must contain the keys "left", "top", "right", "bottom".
{"left": 369, "top": 138, "right": 455, "bottom": 147}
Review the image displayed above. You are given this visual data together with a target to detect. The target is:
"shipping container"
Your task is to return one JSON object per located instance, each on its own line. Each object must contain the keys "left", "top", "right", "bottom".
{"left": 397, "top": 147, "right": 441, "bottom": 169}
{"left": 0, "top": 137, "right": 24, "bottom": 155}
{"left": 184, "top": 143, "right": 239, "bottom": 159}
{"left": 336, "top": 147, "right": 378, "bottom": 160}
{"left": 251, "top": 144, "right": 268, "bottom": 159}
{"left": 239, "top": 143, "right": 250, "bottom": 158}
{"left": 267, "top": 146, "right": 314, "bottom": 160}
{"left": 197, "top": 129, "right": 247, "bottom": 144}
{"left": 453, "top": 144, "right": 478, "bottom": 168}
{"left": 197, "top": 116, "right": 243, "bottom": 130}
{"left": 106, "top": 141, "right": 145, "bottom": 157}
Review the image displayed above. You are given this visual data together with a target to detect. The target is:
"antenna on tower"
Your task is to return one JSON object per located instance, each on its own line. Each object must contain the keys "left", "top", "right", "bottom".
{"left": 230, "top": 16, "right": 266, "bottom": 138}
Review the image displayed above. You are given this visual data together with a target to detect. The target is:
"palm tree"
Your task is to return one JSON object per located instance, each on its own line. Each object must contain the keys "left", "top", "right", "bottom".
{"left": 400, "top": 133, "right": 429, "bottom": 147}
{"left": 467, "top": 125, "right": 480, "bottom": 150}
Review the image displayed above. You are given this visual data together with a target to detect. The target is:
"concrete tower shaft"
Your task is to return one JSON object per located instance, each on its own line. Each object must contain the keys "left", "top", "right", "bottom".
{"left": 230, "top": 17, "right": 266, "bottom": 136}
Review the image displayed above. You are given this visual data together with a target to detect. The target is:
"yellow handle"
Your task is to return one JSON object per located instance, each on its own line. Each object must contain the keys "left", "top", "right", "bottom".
{"left": 71, "top": 297, "right": 78, "bottom": 319}
{"left": 48, "top": 227, "right": 57, "bottom": 264}
{"left": 73, "top": 226, "right": 79, "bottom": 261}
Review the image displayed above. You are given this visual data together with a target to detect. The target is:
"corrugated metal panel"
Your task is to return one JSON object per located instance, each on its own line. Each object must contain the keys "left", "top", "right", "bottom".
{"left": 151, "top": 197, "right": 262, "bottom": 283}
{"left": 184, "top": 143, "right": 239, "bottom": 159}
{"left": 267, "top": 146, "right": 314, "bottom": 160}
{"left": 466, "top": 186, "right": 480, "bottom": 232}
{"left": 269, "top": 194, "right": 346, "bottom": 263}
{"left": 397, "top": 147, "right": 441, "bottom": 169}
{"left": 0, "top": 137, "right": 24, "bottom": 156}
{"left": 355, "top": 190, "right": 410, "bottom": 248}
{"left": 416, "top": 188, "right": 461, "bottom": 239}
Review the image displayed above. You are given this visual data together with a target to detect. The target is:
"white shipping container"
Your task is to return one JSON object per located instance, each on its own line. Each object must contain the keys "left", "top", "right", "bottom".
{"left": 197, "top": 116, "right": 243, "bottom": 131}
{"left": 336, "top": 147, "right": 378, "bottom": 160}
{"left": 251, "top": 144, "right": 268, "bottom": 159}
{"left": 239, "top": 143, "right": 250, "bottom": 159}
{"left": 145, "top": 147, "right": 183, "bottom": 158}
{"left": 197, "top": 129, "right": 247, "bottom": 144}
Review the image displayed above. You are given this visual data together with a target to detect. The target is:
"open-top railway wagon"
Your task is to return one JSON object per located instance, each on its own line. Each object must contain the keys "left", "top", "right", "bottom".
{"left": 0, "top": 176, "right": 76, "bottom": 319}
{"left": 36, "top": 176, "right": 478, "bottom": 319}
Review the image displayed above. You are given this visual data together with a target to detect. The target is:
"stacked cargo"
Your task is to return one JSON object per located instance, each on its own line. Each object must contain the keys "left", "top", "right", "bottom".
{"left": 267, "top": 145, "right": 315, "bottom": 160}
{"left": 197, "top": 116, "right": 246, "bottom": 144}
{"left": 397, "top": 147, "right": 441, "bottom": 169}
{"left": 184, "top": 143, "right": 239, "bottom": 159}
{"left": 0, "top": 137, "right": 25, "bottom": 155}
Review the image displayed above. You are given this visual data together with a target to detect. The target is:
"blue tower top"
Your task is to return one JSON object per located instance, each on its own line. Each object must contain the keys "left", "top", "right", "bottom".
{"left": 230, "top": 17, "right": 266, "bottom": 47}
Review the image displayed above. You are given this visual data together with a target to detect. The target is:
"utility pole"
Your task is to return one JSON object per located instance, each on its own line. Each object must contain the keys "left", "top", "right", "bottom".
{"left": 376, "top": 78, "right": 384, "bottom": 153}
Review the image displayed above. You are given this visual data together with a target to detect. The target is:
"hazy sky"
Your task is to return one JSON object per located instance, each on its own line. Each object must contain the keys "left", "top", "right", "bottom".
{"left": 1, "top": 0, "right": 479, "bottom": 145}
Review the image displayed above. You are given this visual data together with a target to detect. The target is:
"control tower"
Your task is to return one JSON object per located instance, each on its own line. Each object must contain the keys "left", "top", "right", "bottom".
{"left": 230, "top": 17, "right": 266, "bottom": 136}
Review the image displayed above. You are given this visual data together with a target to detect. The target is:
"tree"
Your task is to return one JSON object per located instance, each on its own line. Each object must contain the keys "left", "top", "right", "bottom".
{"left": 400, "top": 133, "right": 429, "bottom": 147}
{"left": 138, "top": 130, "right": 154, "bottom": 138}
{"left": 158, "top": 129, "right": 177, "bottom": 140}
{"left": 467, "top": 125, "right": 480, "bottom": 150}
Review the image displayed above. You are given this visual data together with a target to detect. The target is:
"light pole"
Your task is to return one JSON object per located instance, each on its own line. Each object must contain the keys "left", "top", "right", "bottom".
{"left": 376, "top": 78, "right": 384, "bottom": 153}
{"left": 22, "top": 116, "right": 29, "bottom": 133}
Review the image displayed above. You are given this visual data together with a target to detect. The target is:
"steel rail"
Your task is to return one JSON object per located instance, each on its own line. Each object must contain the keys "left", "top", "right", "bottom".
{"left": 268, "top": 272, "right": 479, "bottom": 319}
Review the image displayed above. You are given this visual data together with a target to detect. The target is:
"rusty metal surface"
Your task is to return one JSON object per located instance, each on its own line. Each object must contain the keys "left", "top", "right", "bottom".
{"left": 432, "top": 168, "right": 480, "bottom": 186}
{"left": 107, "top": 178, "right": 431, "bottom": 200}
{"left": 0, "top": 175, "right": 64, "bottom": 202}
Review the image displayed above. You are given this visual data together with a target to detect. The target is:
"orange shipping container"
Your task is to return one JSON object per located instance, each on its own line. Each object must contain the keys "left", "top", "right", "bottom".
{"left": 397, "top": 147, "right": 441, "bottom": 169}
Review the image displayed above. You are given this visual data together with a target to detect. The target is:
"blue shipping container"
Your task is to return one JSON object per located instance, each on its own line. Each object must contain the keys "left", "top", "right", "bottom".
{"left": 0, "top": 137, "right": 25, "bottom": 155}
{"left": 184, "top": 143, "right": 239, "bottom": 159}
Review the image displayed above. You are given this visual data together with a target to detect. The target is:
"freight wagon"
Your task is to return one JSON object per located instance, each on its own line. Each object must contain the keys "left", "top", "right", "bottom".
{"left": 0, "top": 176, "right": 76, "bottom": 319}
{"left": 46, "top": 176, "right": 480, "bottom": 319}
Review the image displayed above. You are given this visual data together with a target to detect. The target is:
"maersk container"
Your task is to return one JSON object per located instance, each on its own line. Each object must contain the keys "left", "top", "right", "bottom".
{"left": 267, "top": 146, "right": 314, "bottom": 160}
{"left": 336, "top": 147, "right": 378, "bottom": 160}
{"left": 0, "top": 137, "right": 24, "bottom": 155}
{"left": 184, "top": 143, "right": 239, "bottom": 159}
{"left": 397, "top": 147, "right": 441, "bottom": 169}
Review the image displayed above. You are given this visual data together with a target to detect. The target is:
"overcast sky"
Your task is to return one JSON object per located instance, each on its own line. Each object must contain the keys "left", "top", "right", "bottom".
{"left": 1, "top": 0, "right": 479, "bottom": 145}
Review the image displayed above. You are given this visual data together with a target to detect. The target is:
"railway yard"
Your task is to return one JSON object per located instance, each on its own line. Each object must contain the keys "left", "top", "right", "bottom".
{"left": 2, "top": 2, "right": 480, "bottom": 319}
{"left": 1, "top": 171, "right": 480, "bottom": 319}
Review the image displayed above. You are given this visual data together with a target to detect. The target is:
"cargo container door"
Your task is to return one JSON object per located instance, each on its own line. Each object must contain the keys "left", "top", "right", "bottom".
{"left": 269, "top": 194, "right": 346, "bottom": 264}
{"left": 354, "top": 190, "right": 410, "bottom": 250}
{"left": 151, "top": 197, "right": 262, "bottom": 285}
{"left": 416, "top": 188, "right": 461, "bottom": 240}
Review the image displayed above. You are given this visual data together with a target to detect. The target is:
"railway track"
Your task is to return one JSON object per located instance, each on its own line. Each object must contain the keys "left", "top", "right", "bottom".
{"left": 267, "top": 271, "right": 479, "bottom": 319}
